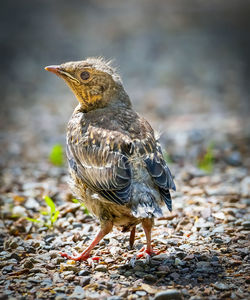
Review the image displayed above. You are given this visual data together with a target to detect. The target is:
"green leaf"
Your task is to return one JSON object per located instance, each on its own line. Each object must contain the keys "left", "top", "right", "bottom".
{"left": 40, "top": 210, "right": 49, "bottom": 215}
{"left": 72, "top": 198, "right": 80, "bottom": 203}
{"left": 49, "top": 144, "right": 64, "bottom": 166}
{"left": 44, "top": 196, "right": 56, "bottom": 214}
{"left": 26, "top": 217, "right": 41, "bottom": 223}
{"left": 72, "top": 198, "right": 89, "bottom": 214}
{"left": 84, "top": 208, "right": 90, "bottom": 215}
{"left": 198, "top": 143, "right": 214, "bottom": 173}
{"left": 11, "top": 214, "right": 22, "bottom": 219}
{"left": 80, "top": 203, "right": 89, "bottom": 215}
{"left": 51, "top": 210, "right": 59, "bottom": 224}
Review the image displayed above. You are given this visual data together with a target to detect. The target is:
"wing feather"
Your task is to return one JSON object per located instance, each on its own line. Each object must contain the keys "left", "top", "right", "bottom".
{"left": 67, "top": 127, "right": 132, "bottom": 205}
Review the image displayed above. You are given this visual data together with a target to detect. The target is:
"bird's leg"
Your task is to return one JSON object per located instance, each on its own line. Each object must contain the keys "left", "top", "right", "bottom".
{"left": 129, "top": 226, "right": 136, "bottom": 249}
{"left": 142, "top": 218, "right": 154, "bottom": 254}
{"left": 60, "top": 221, "right": 113, "bottom": 261}
{"left": 137, "top": 218, "right": 155, "bottom": 258}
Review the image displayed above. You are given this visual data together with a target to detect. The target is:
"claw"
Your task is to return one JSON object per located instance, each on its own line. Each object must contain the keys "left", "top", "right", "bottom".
{"left": 136, "top": 248, "right": 157, "bottom": 259}
{"left": 59, "top": 251, "right": 90, "bottom": 261}
{"left": 92, "top": 256, "right": 101, "bottom": 261}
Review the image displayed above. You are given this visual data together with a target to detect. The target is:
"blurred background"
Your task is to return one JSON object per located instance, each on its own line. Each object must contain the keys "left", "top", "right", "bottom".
{"left": 1, "top": 0, "right": 250, "bottom": 169}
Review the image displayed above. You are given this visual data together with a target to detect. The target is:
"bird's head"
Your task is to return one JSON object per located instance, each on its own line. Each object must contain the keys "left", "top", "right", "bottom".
{"left": 45, "top": 57, "right": 130, "bottom": 112}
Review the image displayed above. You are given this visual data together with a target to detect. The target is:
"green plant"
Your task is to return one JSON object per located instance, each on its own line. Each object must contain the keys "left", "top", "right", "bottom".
{"left": 26, "top": 196, "right": 59, "bottom": 228}
{"left": 49, "top": 144, "right": 64, "bottom": 166}
{"left": 72, "top": 198, "right": 89, "bottom": 215}
{"left": 43, "top": 196, "right": 60, "bottom": 227}
{"left": 26, "top": 217, "right": 41, "bottom": 223}
{"left": 198, "top": 143, "right": 214, "bottom": 173}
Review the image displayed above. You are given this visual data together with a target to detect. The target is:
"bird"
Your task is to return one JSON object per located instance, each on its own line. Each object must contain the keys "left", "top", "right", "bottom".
{"left": 45, "top": 57, "right": 176, "bottom": 261}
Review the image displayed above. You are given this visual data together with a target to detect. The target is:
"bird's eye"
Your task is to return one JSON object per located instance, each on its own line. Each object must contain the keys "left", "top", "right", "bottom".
{"left": 80, "top": 71, "right": 90, "bottom": 80}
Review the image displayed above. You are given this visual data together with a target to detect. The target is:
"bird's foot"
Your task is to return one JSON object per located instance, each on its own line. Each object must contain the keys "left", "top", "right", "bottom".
{"left": 136, "top": 246, "right": 157, "bottom": 259}
{"left": 59, "top": 251, "right": 90, "bottom": 261}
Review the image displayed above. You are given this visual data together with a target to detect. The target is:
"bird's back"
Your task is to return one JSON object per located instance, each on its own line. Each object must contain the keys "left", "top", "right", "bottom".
{"left": 67, "top": 104, "right": 175, "bottom": 220}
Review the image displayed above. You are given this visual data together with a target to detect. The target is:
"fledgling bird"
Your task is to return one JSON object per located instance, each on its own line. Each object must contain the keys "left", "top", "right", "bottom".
{"left": 45, "top": 58, "right": 176, "bottom": 261}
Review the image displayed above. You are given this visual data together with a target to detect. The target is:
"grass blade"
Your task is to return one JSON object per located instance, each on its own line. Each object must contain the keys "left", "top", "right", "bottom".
{"left": 44, "top": 196, "right": 56, "bottom": 214}
{"left": 26, "top": 217, "right": 41, "bottom": 223}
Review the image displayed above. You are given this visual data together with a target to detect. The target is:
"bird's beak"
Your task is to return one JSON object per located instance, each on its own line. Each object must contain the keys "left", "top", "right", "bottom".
{"left": 44, "top": 65, "right": 61, "bottom": 75}
{"left": 44, "top": 65, "right": 80, "bottom": 84}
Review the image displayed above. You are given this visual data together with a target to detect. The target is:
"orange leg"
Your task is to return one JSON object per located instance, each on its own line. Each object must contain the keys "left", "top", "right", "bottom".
{"left": 137, "top": 218, "right": 156, "bottom": 258}
{"left": 129, "top": 226, "right": 136, "bottom": 249}
{"left": 60, "top": 221, "right": 113, "bottom": 261}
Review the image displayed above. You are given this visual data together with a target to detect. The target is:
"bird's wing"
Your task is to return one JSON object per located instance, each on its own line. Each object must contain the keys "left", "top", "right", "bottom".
{"left": 67, "top": 125, "right": 132, "bottom": 205}
{"left": 144, "top": 142, "right": 176, "bottom": 212}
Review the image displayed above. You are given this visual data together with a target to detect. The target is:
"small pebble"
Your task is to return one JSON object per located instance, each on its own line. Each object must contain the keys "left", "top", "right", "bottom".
{"left": 78, "top": 269, "right": 91, "bottom": 276}
{"left": 169, "top": 272, "right": 180, "bottom": 281}
{"left": 12, "top": 206, "right": 26, "bottom": 217}
{"left": 158, "top": 265, "right": 170, "bottom": 273}
{"left": 144, "top": 274, "right": 157, "bottom": 282}
{"left": 2, "top": 265, "right": 13, "bottom": 274}
{"left": 95, "top": 265, "right": 108, "bottom": 272}
{"left": 38, "top": 227, "right": 48, "bottom": 233}
{"left": 214, "top": 238, "right": 223, "bottom": 244}
{"left": 174, "top": 258, "right": 182, "bottom": 265}
{"left": 23, "top": 260, "right": 34, "bottom": 269}
{"left": 136, "top": 291, "right": 147, "bottom": 296}
{"left": 154, "top": 289, "right": 182, "bottom": 300}
{"left": 214, "top": 282, "right": 229, "bottom": 291}
{"left": 225, "top": 151, "right": 242, "bottom": 166}
{"left": 60, "top": 263, "right": 80, "bottom": 273}
{"left": 242, "top": 221, "right": 250, "bottom": 229}
{"left": 9, "top": 241, "right": 18, "bottom": 249}
{"left": 80, "top": 276, "right": 91, "bottom": 286}
{"left": 69, "top": 285, "right": 85, "bottom": 299}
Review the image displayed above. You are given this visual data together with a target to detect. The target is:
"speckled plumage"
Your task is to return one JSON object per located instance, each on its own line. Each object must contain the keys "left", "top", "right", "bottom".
{"left": 45, "top": 57, "right": 176, "bottom": 260}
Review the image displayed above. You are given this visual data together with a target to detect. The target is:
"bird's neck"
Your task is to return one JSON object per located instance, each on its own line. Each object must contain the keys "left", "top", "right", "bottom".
{"left": 77, "top": 86, "right": 131, "bottom": 113}
{"left": 109, "top": 87, "right": 132, "bottom": 109}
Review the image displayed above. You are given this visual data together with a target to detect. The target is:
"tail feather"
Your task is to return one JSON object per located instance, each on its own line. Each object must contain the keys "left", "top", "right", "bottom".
{"left": 131, "top": 193, "right": 163, "bottom": 218}
{"left": 160, "top": 188, "right": 172, "bottom": 212}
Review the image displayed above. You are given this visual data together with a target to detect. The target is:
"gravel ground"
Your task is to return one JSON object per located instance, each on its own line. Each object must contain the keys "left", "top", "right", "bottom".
{"left": 0, "top": 141, "right": 249, "bottom": 299}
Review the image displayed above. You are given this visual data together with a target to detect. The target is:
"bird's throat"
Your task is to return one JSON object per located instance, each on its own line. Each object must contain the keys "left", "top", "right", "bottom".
{"left": 76, "top": 89, "right": 103, "bottom": 112}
